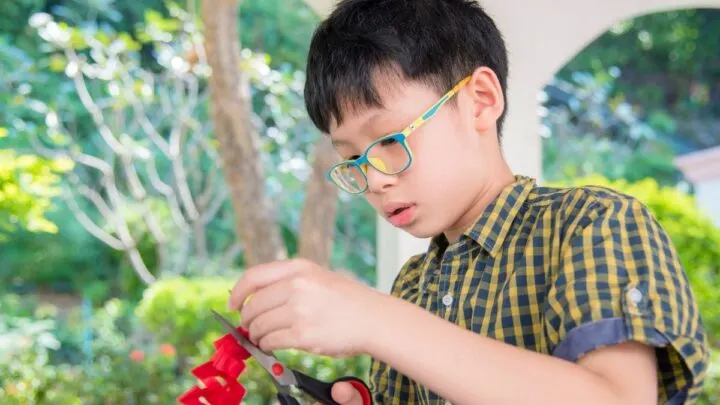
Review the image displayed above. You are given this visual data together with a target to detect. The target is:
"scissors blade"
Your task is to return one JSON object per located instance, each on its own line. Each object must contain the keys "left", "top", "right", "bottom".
{"left": 210, "top": 310, "right": 298, "bottom": 387}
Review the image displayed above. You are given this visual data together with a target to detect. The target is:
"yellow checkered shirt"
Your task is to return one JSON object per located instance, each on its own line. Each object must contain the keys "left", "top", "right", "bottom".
{"left": 368, "top": 175, "right": 709, "bottom": 404}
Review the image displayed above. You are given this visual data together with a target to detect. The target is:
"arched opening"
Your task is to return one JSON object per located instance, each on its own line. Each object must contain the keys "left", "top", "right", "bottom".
{"left": 541, "top": 7, "right": 720, "bottom": 188}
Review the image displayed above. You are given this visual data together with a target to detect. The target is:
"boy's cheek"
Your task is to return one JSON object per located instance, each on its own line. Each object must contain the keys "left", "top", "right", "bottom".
{"left": 364, "top": 194, "right": 383, "bottom": 213}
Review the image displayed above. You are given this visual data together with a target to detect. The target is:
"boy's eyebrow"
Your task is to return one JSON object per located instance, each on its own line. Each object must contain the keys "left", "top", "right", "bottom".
{"left": 331, "top": 138, "right": 350, "bottom": 147}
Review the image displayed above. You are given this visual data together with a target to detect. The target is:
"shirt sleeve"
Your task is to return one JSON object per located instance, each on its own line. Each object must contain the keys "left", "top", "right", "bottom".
{"left": 368, "top": 253, "right": 426, "bottom": 405}
{"left": 544, "top": 195, "right": 710, "bottom": 405}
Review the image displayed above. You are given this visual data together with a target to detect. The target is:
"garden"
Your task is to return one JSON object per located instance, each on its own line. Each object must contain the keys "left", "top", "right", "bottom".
{"left": 1, "top": 1, "right": 718, "bottom": 403}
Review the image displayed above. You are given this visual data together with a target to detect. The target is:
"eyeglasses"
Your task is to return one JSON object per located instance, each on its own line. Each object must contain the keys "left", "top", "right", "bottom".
{"left": 326, "top": 76, "right": 471, "bottom": 194}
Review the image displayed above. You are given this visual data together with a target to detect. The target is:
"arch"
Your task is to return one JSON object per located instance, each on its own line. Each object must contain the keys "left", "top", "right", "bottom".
{"left": 488, "top": 0, "right": 720, "bottom": 88}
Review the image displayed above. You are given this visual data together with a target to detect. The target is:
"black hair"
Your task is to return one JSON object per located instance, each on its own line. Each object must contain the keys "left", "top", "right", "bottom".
{"left": 304, "top": 0, "right": 509, "bottom": 136}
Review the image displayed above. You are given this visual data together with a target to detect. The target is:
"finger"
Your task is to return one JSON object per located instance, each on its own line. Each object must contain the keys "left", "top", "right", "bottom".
{"left": 255, "top": 327, "right": 298, "bottom": 352}
{"left": 331, "top": 381, "right": 364, "bottom": 405}
{"left": 246, "top": 305, "right": 294, "bottom": 345}
{"left": 228, "top": 259, "right": 306, "bottom": 310}
{"left": 240, "top": 278, "right": 294, "bottom": 327}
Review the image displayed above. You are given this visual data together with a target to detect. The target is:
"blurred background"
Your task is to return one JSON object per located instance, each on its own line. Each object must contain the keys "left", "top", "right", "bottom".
{"left": 0, "top": 1, "right": 718, "bottom": 404}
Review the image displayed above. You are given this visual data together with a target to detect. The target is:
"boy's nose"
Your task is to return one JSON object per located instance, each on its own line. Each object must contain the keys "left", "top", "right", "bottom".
{"left": 365, "top": 164, "right": 397, "bottom": 193}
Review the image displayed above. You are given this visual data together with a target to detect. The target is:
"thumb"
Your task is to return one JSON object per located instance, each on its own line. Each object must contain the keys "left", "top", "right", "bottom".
{"left": 331, "top": 381, "right": 364, "bottom": 405}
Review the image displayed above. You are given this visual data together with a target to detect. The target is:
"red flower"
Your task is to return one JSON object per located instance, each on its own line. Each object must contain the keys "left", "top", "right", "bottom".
{"left": 130, "top": 349, "right": 145, "bottom": 362}
{"left": 160, "top": 343, "right": 176, "bottom": 357}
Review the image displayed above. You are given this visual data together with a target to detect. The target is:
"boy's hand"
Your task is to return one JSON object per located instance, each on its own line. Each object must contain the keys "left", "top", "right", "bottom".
{"left": 228, "top": 258, "right": 385, "bottom": 357}
{"left": 311, "top": 381, "right": 367, "bottom": 405}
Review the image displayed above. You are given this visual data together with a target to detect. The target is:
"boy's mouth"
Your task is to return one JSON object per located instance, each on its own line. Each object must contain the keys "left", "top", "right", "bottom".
{"left": 383, "top": 203, "right": 413, "bottom": 217}
{"left": 383, "top": 203, "right": 416, "bottom": 227}
{"left": 390, "top": 207, "right": 408, "bottom": 216}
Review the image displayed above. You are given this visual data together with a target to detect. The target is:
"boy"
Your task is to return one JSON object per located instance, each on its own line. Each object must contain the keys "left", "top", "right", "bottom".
{"left": 228, "top": 0, "right": 709, "bottom": 404}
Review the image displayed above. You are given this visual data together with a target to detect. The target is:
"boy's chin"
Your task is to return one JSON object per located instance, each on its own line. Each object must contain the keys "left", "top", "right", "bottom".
{"left": 398, "top": 221, "right": 443, "bottom": 240}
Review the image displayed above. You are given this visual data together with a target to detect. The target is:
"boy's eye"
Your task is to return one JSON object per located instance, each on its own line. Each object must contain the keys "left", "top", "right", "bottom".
{"left": 379, "top": 138, "right": 397, "bottom": 147}
{"left": 348, "top": 155, "right": 360, "bottom": 161}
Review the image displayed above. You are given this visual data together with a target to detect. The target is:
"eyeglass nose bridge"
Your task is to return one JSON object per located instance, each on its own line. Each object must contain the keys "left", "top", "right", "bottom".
{"left": 360, "top": 159, "right": 400, "bottom": 193}
{"left": 357, "top": 156, "right": 390, "bottom": 175}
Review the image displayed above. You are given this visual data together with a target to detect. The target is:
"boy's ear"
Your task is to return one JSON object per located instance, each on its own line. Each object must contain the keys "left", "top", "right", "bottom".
{"left": 467, "top": 66, "right": 505, "bottom": 133}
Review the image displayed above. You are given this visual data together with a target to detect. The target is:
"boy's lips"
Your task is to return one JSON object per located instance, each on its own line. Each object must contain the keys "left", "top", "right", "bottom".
{"left": 382, "top": 202, "right": 416, "bottom": 227}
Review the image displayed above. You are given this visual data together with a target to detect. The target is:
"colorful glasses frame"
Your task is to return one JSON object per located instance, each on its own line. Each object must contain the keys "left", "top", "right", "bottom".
{"left": 326, "top": 76, "right": 472, "bottom": 194}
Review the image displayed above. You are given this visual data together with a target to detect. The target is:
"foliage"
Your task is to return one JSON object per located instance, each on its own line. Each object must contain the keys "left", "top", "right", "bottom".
{"left": 135, "top": 276, "right": 237, "bottom": 358}
{"left": 541, "top": 72, "right": 682, "bottom": 187}
{"left": 560, "top": 9, "right": 720, "bottom": 151}
{"left": 557, "top": 175, "right": 720, "bottom": 344}
{"left": 0, "top": 316, "right": 78, "bottom": 404}
{"left": 699, "top": 349, "right": 720, "bottom": 405}
{"left": 1, "top": 4, "right": 376, "bottom": 289}
{"left": 0, "top": 149, "right": 73, "bottom": 240}
{"left": 0, "top": 295, "right": 187, "bottom": 404}
{"left": 2, "top": 2, "right": 720, "bottom": 401}
{"left": 0, "top": 287, "right": 369, "bottom": 404}
{"left": 0, "top": 0, "right": 45, "bottom": 51}
{"left": 237, "top": 0, "right": 320, "bottom": 69}
{"left": 135, "top": 275, "right": 369, "bottom": 404}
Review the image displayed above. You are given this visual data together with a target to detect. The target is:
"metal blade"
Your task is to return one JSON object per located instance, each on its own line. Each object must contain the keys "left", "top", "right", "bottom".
{"left": 210, "top": 310, "right": 298, "bottom": 387}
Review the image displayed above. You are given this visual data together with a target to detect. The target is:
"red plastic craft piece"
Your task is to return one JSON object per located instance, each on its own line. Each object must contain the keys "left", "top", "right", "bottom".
{"left": 177, "top": 325, "right": 252, "bottom": 405}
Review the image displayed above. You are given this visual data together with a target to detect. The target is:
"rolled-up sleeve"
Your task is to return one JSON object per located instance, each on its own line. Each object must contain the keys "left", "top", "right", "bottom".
{"left": 544, "top": 196, "right": 709, "bottom": 404}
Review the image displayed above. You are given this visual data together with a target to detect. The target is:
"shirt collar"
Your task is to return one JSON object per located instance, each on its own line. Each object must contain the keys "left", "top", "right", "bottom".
{"left": 428, "top": 175, "right": 536, "bottom": 258}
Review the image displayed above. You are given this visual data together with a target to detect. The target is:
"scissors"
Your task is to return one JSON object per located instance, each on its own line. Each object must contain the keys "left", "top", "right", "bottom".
{"left": 211, "top": 310, "right": 373, "bottom": 405}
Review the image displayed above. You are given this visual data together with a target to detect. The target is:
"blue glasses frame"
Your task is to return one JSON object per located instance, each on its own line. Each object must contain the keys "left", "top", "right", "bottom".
{"left": 326, "top": 76, "right": 471, "bottom": 194}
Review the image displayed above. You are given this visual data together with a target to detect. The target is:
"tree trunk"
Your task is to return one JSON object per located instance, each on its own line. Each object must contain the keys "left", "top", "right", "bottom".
{"left": 201, "top": 0, "right": 287, "bottom": 266}
{"left": 297, "top": 136, "right": 340, "bottom": 268}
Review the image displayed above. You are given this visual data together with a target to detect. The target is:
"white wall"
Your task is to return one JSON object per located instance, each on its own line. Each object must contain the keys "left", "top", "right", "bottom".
{"left": 675, "top": 145, "right": 720, "bottom": 228}
{"left": 302, "top": 0, "right": 720, "bottom": 292}
{"left": 696, "top": 180, "right": 720, "bottom": 227}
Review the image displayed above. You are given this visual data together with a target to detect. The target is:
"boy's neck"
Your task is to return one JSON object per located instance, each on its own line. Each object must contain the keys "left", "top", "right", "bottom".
{"left": 443, "top": 162, "right": 516, "bottom": 244}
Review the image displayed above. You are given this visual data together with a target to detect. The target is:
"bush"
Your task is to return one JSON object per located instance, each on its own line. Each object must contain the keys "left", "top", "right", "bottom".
{"left": 135, "top": 276, "right": 371, "bottom": 404}
{"left": 0, "top": 294, "right": 187, "bottom": 404}
{"left": 135, "top": 276, "right": 237, "bottom": 360}
{"left": 698, "top": 349, "right": 720, "bottom": 405}
{"left": 0, "top": 328, "right": 187, "bottom": 405}
{"left": 0, "top": 278, "right": 371, "bottom": 404}
{"left": 0, "top": 315, "right": 79, "bottom": 404}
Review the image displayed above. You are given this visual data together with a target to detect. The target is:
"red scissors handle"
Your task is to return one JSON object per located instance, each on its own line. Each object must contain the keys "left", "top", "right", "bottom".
{"left": 291, "top": 370, "right": 372, "bottom": 405}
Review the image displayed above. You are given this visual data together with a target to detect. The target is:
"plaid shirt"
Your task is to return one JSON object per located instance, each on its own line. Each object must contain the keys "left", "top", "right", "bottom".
{"left": 368, "top": 175, "right": 709, "bottom": 404}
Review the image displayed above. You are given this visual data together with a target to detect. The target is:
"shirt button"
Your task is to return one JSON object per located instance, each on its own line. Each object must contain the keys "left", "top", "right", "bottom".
{"left": 442, "top": 293, "right": 453, "bottom": 307}
{"left": 628, "top": 287, "right": 643, "bottom": 306}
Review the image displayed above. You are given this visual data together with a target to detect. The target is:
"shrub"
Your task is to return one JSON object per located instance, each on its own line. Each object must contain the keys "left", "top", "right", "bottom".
{"left": 0, "top": 294, "right": 187, "bottom": 404}
{"left": 698, "top": 349, "right": 720, "bottom": 405}
{"left": 135, "top": 276, "right": 371, "bottom": 404}
{"left": 135, "top": 276, "right": 237, "bottom": 360}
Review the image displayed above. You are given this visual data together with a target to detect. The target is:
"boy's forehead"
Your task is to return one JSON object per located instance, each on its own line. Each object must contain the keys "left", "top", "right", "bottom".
{"left": 328, "top": 77, "right": 432, "bottom": 140}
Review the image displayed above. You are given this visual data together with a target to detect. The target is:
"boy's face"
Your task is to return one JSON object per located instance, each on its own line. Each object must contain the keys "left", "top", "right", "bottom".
{"left": 328, "top": 68, "right": 505, "bottom": 240}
